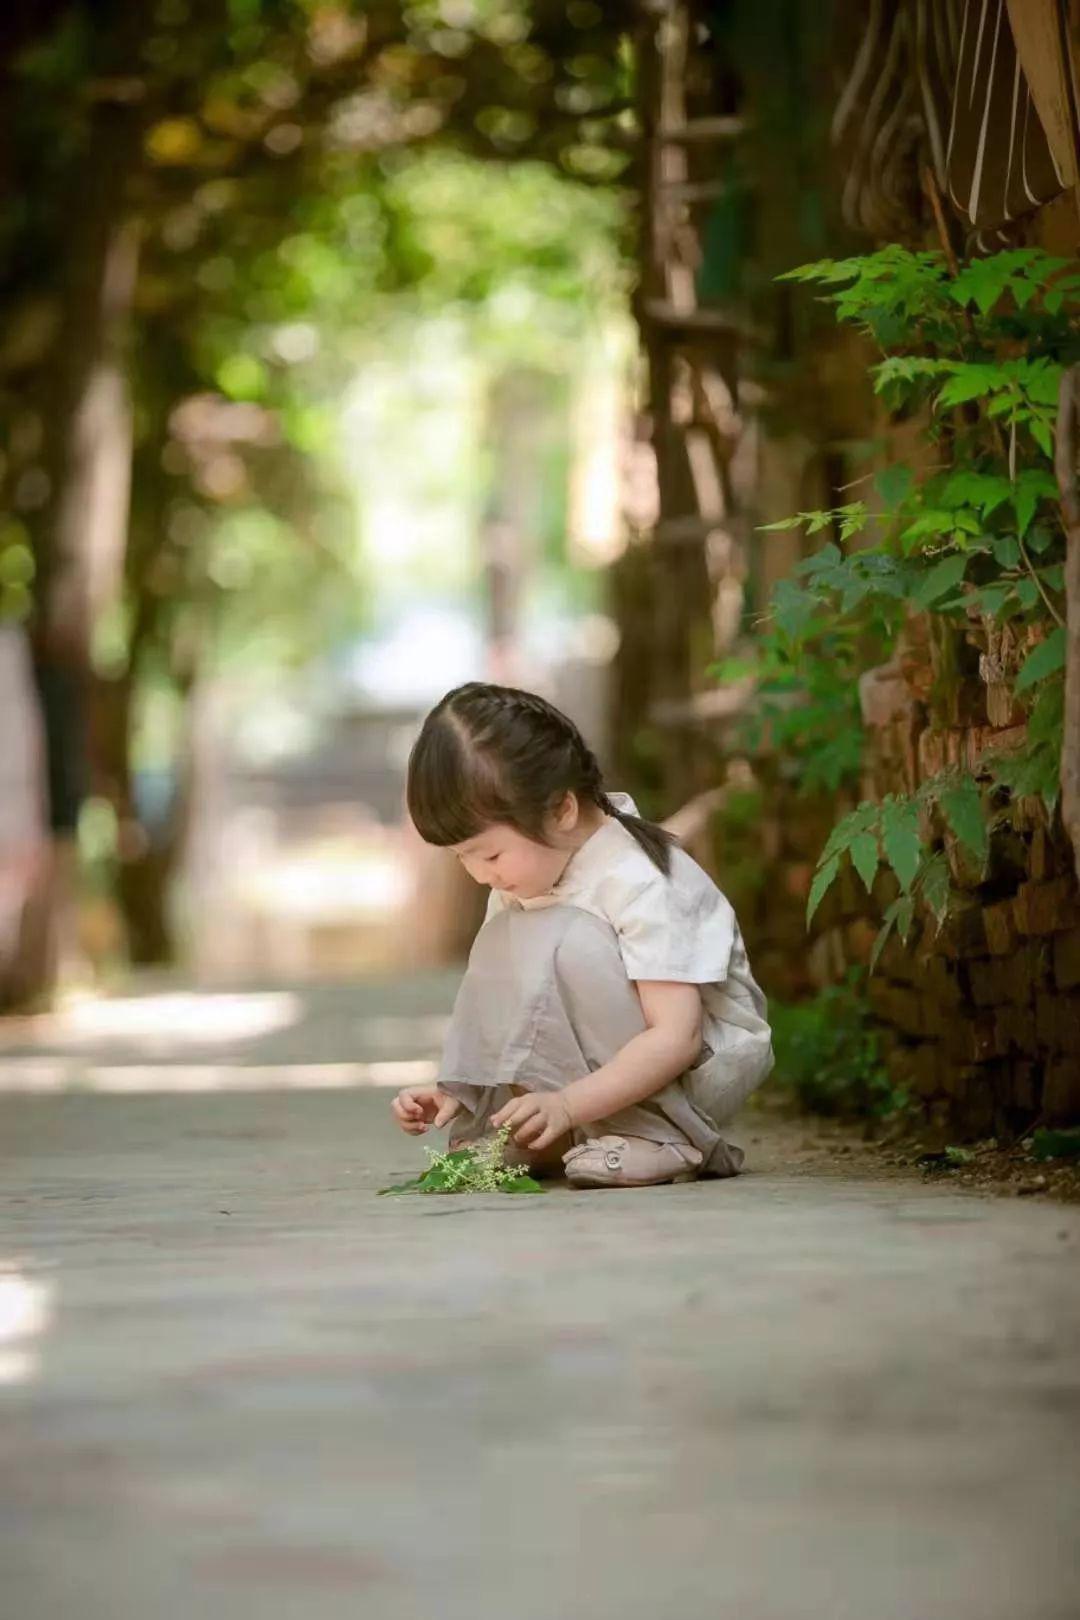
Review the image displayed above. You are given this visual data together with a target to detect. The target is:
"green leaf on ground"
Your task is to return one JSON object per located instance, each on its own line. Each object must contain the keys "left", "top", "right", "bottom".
{"left": 917, "top": 1145, "right": 973, "bottom": 1172}
{"left": 1031, "top": 1128, "right": 1080, "bottom": 1162}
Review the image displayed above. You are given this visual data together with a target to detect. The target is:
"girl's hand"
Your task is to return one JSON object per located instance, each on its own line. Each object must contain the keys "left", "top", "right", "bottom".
{"left": 490, "top": 1090, "right": 574, "bottom": 1152}
{"left": 391, "top": 1086, "right": 462, "bottom": 1135}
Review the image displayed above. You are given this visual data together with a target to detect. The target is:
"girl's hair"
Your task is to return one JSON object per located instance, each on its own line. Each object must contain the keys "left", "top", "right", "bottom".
{"left": 407, "top": 681, "right": 677, "bottom": 876}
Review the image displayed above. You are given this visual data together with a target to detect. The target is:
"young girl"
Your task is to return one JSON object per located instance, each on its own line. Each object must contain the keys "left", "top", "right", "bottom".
{"left": 392, "top": 681, "right": 773, "bottom": 1189}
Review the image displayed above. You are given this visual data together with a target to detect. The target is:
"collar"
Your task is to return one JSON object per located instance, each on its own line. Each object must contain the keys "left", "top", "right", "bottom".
{"left": 507, "top": 791, "right": 641, "bottom": 910}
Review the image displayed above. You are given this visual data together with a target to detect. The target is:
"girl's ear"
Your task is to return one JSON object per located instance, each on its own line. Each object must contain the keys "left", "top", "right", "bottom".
{"left": 553, "top": 790, "right": 579, "bottom": 831}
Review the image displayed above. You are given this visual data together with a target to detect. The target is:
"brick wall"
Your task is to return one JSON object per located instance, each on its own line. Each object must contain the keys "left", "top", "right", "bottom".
{"left": 702, "top": 616, "right": 1080, "bottom": 1138}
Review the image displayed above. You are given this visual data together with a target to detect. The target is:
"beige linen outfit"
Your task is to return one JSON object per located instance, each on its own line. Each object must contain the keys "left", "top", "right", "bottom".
{"left": 437, "top": 793, "right": 774, "bottom": 1177}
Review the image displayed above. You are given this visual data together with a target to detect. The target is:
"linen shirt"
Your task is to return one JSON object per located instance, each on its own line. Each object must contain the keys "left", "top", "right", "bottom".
{"left": 481, "top": 792, "right": 774, "bottom": 1124}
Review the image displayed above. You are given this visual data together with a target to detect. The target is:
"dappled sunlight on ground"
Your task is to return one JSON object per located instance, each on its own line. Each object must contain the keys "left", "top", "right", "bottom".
{"left": 0, "top": 1264, "right": 53, "bottom": 1386}
{"left": 0, "top": 1058, "right": 438, "bottom": 1095}
{"left": 13, "top": 990, "right": 305, "bottom": 1048}
{"left": 0, "top": 975, "right": 455, "bottom": 1094}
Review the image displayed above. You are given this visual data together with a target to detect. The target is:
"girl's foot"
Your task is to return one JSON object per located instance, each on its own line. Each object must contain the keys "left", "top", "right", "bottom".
{"left": 562, "top": 1135, "right": 703, "bottom": 1189}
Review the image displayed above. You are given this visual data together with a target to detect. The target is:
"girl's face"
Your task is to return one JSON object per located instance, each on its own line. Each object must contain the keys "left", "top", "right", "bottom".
{"left": 450, "top": 795, "right": 587, "bottom": 899}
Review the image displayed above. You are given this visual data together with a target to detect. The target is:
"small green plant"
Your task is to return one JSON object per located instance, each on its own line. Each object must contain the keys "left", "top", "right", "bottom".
{"left": 916, "top": 1145, "right": 974, "bottom": 1172}
{"left": 1030, "top": 1127, "right": 1080, "bottom": 1162}
{"left": 769, "top": 973, "right": 907, "bottom": 1120}
{"left": 379, "top": 1123, "right": 544, "bottom": 1196}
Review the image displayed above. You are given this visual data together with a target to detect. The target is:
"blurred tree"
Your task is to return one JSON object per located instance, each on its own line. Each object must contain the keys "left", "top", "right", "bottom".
{"left": 0, "top": 0, "right": 637, "bottom": 990}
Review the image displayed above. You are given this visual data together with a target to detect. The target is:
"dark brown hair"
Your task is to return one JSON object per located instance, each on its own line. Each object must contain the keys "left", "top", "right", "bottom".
{"left": 406, "top": 681, "right": 676, "bottom": 875}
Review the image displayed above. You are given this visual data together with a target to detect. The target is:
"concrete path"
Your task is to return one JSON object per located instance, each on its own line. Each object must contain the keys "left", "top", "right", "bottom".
{"left": 1, "top": 974, "right": 1079, "bottom": 1620}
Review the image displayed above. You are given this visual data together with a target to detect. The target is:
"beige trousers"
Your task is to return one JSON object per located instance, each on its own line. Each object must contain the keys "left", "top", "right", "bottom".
{"left": 438, "top": 902, "right": 744, "bottom": 1178}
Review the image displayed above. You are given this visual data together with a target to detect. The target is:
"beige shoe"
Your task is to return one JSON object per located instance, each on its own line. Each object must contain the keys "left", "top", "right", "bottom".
{"left": 563, "top": 1135, "right": 703, "bottom": 1189}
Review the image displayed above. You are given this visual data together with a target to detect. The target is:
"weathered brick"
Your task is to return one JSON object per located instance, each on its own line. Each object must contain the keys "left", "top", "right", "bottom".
{"left": 983, "top": 899, "right": 1017, "bottom": 956}
{"left": 944, "top": 1013, "right": 1006, "bottom": 1064}
{"left": 1035, "top": 992, "right": 1080, "bottom": 1054}
{"left": 920, "top": 1000, "right": 953, "bottom": 1039}
{"left": 875, "top": 932, "right": 917, "bottom": 984}
{"left": 868, "top": 981, "right": 925, "bottom": 1038}
{"left": 941, "top": 1062, "right": 981, "bottom": 1103}
{"left": 1043, "top": 1054, "right": 1080, "bottom": 1124}
{"left": 859, "top": 665, "right": 911, "bottom": 729}
{"left": 917, "top": 729, "right": 950, "bottom": 779}
{"left": 993, "top": 1003, "right": 1037, "bottom": 1055}
{"left": 945, "top": 832, "right": 985, "bottom": 890}
{"left": 1029, "top": 826, "right": 1056, "bottom": 882}
{"left": 985, "top": 682, "right": 1023, "bottom": 728}
{"left": 971, "top": 947, "right": 1041, "bottom": 1008}
{"left": 1011, "top": 794, "right": 1049, "bottom": 833}
{"left": 1053, "top": 928, "right": 1080, "bottom": 992}
{"left": 1013, "top": 877, "right": 1080, "bottom": 937}
{"left": 886, "top": 1041, "right": 941, "bottom": 1099}
{"left": 966, "top": 723, "right": 1025, "bottom": 768}
{"left": 983, "top": 829, "right": 1030, "bottom": 891}
{"left": 1010, "top": 1061, "right": 1040, "bottom": 1112}
{"left": 967, "top": 958, "right": 1002, "bottom": 1009}
{"left": 935, "top": 898, "right": 987, "bottom": 960}
{"left": 912, "top": 953, "right": 965, "bottom": 1007}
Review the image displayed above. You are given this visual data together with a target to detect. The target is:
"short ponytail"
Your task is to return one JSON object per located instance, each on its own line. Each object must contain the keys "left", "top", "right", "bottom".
{"left": 597, "top": 791, "right": 676, "bottom": 876}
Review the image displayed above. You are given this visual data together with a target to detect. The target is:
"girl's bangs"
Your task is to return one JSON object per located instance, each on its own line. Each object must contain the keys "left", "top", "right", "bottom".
{"left": 406, "top": 723, "right": 509, "bottom": 847}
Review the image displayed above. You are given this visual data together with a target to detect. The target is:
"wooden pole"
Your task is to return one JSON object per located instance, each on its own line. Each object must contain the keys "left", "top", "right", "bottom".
{"left": 1054, "top": 362, "right": 1080, "bottom": 885}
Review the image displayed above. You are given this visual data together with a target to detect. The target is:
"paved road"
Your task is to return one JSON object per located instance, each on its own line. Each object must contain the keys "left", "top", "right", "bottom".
{"left": 1, "top": 974, "right": 1079, "bottom": 1619}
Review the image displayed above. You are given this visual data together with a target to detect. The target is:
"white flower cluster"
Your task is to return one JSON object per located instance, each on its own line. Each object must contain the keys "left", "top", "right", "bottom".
{"left": 422, "top": 1123, "right": 526, "bottom": 1193}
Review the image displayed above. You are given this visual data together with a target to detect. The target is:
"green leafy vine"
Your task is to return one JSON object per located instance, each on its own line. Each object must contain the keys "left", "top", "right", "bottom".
{"left": 715, "top": 245, "right": 1076, "bottom": 961}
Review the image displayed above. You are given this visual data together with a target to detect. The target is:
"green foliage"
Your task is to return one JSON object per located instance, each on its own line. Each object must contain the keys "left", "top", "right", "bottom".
{"left": 916, "top": 1145, "right": 975, "bottom": 1172}
{"left": 769, "top": 974, "right": 907, "bottom": 1120}
{"left": 1014, "top": 626, "right": 1066, "bottom": 692}
{"left": 1030, "top": 1128, "right": 1080, "bottom": 1162}
{"left": 2, "top": 0, "right": 634, "bottom": 677}
{"left": 807, "top": 769, "right": 995, "bottom": 968}
{"left": 982, "top": 679, "right": 1064, "bottom": 808}
{"left": 379, "top": 1125, "right": 545, "bottom": 1196}
{"left": 719, "top": 245, "right": 1074, "bottom": 968}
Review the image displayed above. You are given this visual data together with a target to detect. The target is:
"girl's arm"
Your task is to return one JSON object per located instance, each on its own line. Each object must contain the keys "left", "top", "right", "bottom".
{"left": 491, "top": 980, "right": 703, "bottom": 1146}
{"left": 562, "top": 979, "right": 703, "bottom": 1125}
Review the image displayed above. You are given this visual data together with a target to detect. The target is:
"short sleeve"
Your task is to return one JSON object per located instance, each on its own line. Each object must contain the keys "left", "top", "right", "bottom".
{"left": 613, "top": 860, "right": 736, "bottom": 984}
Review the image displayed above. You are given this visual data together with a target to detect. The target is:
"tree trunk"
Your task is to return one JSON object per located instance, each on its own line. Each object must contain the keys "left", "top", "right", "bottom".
{"left": 25, "top": 91, "right": 143, "bottom": 999}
